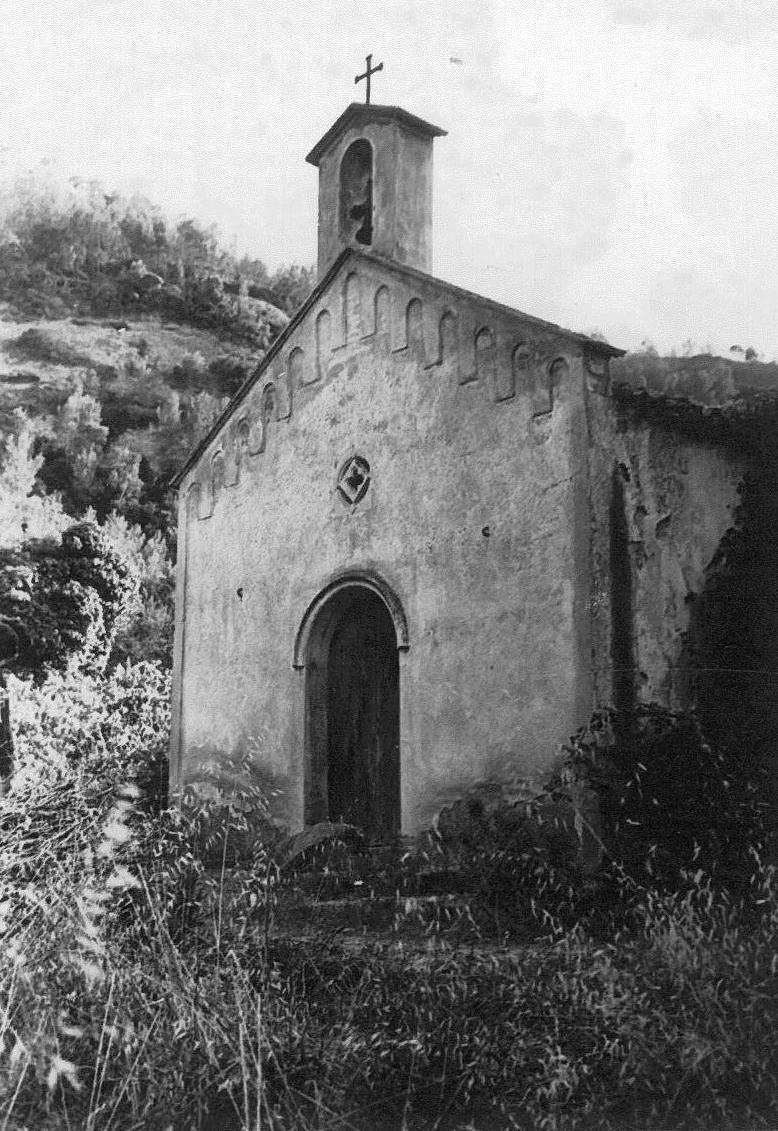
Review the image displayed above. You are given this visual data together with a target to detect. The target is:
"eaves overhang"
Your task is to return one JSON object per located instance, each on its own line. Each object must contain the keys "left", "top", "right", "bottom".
{"left": 305, "top": 103, "right": 447, "bottom": 167}
{"left": 357, "top": 251, "right": 625, "bottom": 360}
{"left": 169, "top": 247, "right": 355, "bottom": 488}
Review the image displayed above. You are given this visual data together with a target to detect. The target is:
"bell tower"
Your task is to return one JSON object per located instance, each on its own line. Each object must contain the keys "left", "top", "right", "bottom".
{"left": 306, "top": 102, "right": 447, "bottom": 279}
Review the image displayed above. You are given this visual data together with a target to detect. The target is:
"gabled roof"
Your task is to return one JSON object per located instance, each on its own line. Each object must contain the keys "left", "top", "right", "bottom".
{"left": 306, "top": 103, "right": 447, "bottom": 166}
{"left": 170, "top": 247, "right": 352, "bottom": 489}
{"left": 611, "top": 352, "right": 778, "bottom": 407}
{"left": 360, "top": 251, "right": 624, "bottom": 357}
{"left": 170, "top": 248, "right": 623, "bottom": 489}
{"left": 610, "top": 352, "right": 778, "bottom": 448}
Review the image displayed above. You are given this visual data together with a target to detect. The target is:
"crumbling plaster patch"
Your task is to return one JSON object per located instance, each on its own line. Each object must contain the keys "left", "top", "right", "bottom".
{"left": 588, "top": 389, "right": 746, "bottom": 705}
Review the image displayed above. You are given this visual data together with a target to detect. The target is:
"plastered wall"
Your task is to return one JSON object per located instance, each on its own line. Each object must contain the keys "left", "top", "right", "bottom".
{"left": 171, "top": 253, "right": 601, "bottom": 833}
{"left": 586, "top": 387, "right": 750, "bottom": 712}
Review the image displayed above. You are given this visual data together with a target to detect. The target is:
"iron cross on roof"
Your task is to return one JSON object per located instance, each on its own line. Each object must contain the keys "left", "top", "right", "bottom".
{"left": 355, "top": 54, "right": 383, "bottom": 104}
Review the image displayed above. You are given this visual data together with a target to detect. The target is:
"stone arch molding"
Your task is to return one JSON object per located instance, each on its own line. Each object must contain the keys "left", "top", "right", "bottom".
{"left": 293, "top": 570, "right": 410, "bottom": 669}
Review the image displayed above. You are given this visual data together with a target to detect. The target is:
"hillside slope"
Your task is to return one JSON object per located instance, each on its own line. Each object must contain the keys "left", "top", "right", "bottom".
{"left": 0, "top": 303, "right": 286, "bottom": 540}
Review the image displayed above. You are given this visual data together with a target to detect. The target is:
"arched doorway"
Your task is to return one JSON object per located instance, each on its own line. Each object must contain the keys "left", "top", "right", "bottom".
{"left": 298, "top": 580, "right": 403, "bottom": 839}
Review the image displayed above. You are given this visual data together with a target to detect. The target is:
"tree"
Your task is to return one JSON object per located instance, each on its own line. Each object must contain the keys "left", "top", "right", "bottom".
{"left": 0, "top": 411, "right": 67, "bottom": 550}
{"left": 0, "top": 522, "right": 138, "bottom": 678}
{"left": 268, "top": 263, "right": 316, "bottom": 315}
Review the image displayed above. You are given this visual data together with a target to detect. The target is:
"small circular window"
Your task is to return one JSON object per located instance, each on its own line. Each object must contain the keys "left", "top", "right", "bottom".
{"left": 337, "top": 455, "right": 370, "bottom": 505}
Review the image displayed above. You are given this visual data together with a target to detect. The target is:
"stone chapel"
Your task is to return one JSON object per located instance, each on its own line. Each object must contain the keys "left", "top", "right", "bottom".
{"left": 170, "top": 98, "right": 778, "bottom": 838}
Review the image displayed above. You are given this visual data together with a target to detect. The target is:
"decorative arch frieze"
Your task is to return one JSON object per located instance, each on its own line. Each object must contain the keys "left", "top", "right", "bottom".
{"left": 438, "top": 309, "right": 457, "bottom": 359}
{"left": 402, "top": 297, "right": 424, "bottom": 363}
{"left": 374, "top": 285, "right": 391, "bottom": 342}
{"left": 505, "top": 342, "right": 530, "bottom": 403}
{"left": 315, "top": 309, "right": 332, "bottom": 382}
{"left": 542, "top": 355, "right": 569, "bottom": 415}
{"left": 289, "top": 346, "right": 305, "bottom": 390}
{"left": 273, "top": 370, "right": 292, "bottom": 420}
{"left": 197, "top": 472, "right": 214, "bottom": 519}
{"left": 549, "top": 356, "right": 570, "bottom": 386}
{"left": 211, "top": 451, "right": 226, "bottom": 507}
{"left": 241, "top": 384, "right": 273, "bottom": 458}
{"left": 247, "top": 413, "right": 266, "bottom": 456}
{"left": 430, "top": 308, "right": 459, "bottom": 382}
{"left": 223, "top": 441, "right": 239, "bottom": 488}
{"left": 182, "top": 287, "right": 582, "bottom": 525}
{"left": 261, "top": 382, "right": 277, "bottom": 432}
{"left": 456, "top": 319, "right": 475, "bottom": 384}
{"left": 525, "top": 353, "right": 554, "bottom": 417}
{"left": 491, "top": 338, "right": 516, "bottom": 402}
{"left": 233, "top": 417, "right": 250, "bottom": 481}
{"left": 473, "top": 326, "right": 496, "bottom": 388}
{"left": 343, "top": 272, "right": 362, "bottom": 343}
{"left": 186, "top": 480, "right": 202, "bottom": 523}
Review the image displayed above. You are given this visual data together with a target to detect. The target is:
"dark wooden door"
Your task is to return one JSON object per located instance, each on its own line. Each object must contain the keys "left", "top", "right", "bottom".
{"left": 326, "top": 592, "right": 399, "bottom": 838}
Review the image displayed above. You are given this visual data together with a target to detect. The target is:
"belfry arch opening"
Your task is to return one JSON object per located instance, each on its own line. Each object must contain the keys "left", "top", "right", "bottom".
{"left": 298, "top": 578, "right": 404, "bottom": 839}
{"left": 339, "top": 139, "right": 373, "bottom": 247}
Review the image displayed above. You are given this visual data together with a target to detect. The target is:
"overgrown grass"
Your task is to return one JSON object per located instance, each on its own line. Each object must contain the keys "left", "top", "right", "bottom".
{"left": 0, "top": 674, "right": 776, "bottom": 1129}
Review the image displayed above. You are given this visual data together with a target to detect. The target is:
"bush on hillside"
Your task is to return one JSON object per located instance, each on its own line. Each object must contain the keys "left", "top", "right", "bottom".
{"left": 407, "top": 701, "right": 771, "bottom": 939}
{"left": 0, "top": 388, "right": 153, "bottom": 535}
{"left": 0, "top": 411, "right": 69, "bottom": 550}
{"left": 9, "top": 658, "right": 169, "bottom": 808}
{"left": 0, "top": 521, "right": 138, "bottom": 677}
{"left": 100, "top": 512, "right": 175, "bottom": 667}
{"left": 264, "top": 263, "right": 317, "bottom": 316}
{"left": 415, "top": 790, "right": 588, "bottom": 938}
{"left": 0, "top": 175, "right": 311, "bottom": 331}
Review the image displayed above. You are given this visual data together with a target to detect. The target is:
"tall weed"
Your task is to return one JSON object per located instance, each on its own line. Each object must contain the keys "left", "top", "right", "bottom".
{"left": 0, "top": 673, "right": 775, "bottom": 1128}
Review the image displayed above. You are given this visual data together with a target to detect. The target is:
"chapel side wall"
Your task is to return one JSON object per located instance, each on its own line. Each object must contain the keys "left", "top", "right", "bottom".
{"left": 176, "top": 260, "right": 599, "bottom": 833}
{"left": 581, "top": 369, "right": 616, "bottom": 710}
{"left": 623, "top": 424, "right": 745, "bottom": 706}
{"left": 586, "top": 390, "right": 748, "bottom": 711}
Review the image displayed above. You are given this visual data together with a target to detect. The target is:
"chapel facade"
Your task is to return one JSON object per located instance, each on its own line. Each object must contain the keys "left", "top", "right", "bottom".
{"left": 170, "top": 100, "right": 778, "bottom": 837}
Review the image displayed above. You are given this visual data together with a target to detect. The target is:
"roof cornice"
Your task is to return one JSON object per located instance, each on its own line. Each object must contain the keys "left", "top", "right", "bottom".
{"left": 169, "top": 247, "right": 356, "bottom": 488}
{"left": 306, "top": 103, "right": 446, "bottom": 167}
{"left": 356, "top": 251, "right": 625, "bottom": 359}
{"left": 170, "top": 248, "right": 623, "bottom": 489}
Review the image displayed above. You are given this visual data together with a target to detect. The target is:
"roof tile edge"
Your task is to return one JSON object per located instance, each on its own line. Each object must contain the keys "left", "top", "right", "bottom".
{"left": 306, "top": 103, "right": 447, "bottom": 166}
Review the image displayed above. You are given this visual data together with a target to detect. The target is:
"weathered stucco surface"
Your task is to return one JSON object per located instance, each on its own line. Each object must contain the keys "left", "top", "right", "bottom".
{"left": 599, "top": 355, "right": 778, "bottom": 815}
{"left": 587, "top": 387, "right": 747, "bottom": 710}
{"left": 588, "top": 352, "right": 778, "bottom": 732}
{"left": 171, "top": 251, "right": 608, "bottom": 833}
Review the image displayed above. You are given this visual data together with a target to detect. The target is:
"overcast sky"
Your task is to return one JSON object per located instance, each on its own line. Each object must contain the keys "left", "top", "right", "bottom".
{"left": 1, "top": 0, "right": 776, "bottom": 358}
